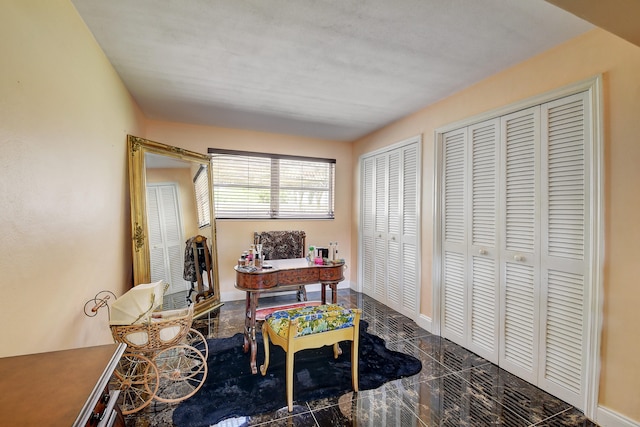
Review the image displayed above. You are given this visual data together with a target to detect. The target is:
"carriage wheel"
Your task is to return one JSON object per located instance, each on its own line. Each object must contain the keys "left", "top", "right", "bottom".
{"left": 185, "top": 328, "right": 209, "bottom": 360}
{"left": 152, "top": 344, "right": 208, "bottom": 403}
{"left": 110, "top": 352, "right": 159, "bottom": 415}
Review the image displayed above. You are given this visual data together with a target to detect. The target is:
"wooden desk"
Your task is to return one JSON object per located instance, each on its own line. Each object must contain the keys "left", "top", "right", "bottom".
{"left": 0, "top": 343, "right": 126, "bottom": 426}
{"left": 234, "top": 258, "right": 345, "bottom": 374}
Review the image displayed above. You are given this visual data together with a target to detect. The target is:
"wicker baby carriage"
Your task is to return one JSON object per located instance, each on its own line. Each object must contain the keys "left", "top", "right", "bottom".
{"left": 108, "top": 281, "right": 208, "bottom": 414}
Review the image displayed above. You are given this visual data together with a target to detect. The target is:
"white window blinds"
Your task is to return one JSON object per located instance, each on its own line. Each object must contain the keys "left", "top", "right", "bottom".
{"left": 193, "top": 165, "right": 210, "bottom": 228}
{"left": 209, "top": 149, "right": 335, "bottom": 219}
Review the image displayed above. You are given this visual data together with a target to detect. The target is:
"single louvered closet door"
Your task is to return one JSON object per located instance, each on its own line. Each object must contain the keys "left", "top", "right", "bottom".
{"left": 374, "top": 154, "right": 388, "bottom": 302}
{"left": 467, "top": 119, "right": 500, "bottom": 364}
{"left": 441, "top": 128, "right": 468, "bottom": 346}
{"left": 499, "top": 106, "right": 542, "bottom": 385}
{"left": 538, "top": 91, "right": 591, "bottom": 406}
{"left": 361, "top": 156, "right": 375, "bottom": 297}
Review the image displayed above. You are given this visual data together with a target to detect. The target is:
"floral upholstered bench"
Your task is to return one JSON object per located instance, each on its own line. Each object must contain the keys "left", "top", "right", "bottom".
{"left": 260, "top": 304, "right": 362, "bottom": 411}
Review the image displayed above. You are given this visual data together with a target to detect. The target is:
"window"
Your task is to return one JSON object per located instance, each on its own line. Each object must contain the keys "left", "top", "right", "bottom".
{"left": 209, "top": 149, "right": 335, "bottom": 219}
{"left": 193, "top": 165, "right": 210, "bottom": 227}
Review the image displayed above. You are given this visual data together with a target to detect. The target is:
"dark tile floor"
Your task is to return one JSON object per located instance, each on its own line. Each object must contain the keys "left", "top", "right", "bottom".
{"left": 127, "top": 289, "right": 598, "bottom": 427}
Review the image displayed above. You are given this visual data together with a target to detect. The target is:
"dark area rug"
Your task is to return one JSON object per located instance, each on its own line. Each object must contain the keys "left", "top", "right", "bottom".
{"left": 172, "top": 321, "right": 422, "bottom": 427}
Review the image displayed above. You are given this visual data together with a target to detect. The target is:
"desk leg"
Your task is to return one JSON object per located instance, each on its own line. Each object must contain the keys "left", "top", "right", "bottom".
{"left": 249, "top": 292, "right": 259, "bottom": 374}
{"left": 242, "top": 291, "right": 260, "bottom": 374}
{"left": 243, "top": 292, "right": 251, "bottom": 353}
{"left": 320, "top": 282, "right": 339, "bottom": 305}
{"left": 329, "top": 283, "right": 337, "bottom": 304}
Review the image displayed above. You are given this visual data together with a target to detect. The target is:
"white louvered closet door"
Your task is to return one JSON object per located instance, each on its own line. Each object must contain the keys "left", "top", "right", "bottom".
{"left": 146, "top": 184, "right": 189, "bottom": 295}
{"left": 361, "top": 157, "right": 375, "bottom": 296}
{"left": 499, "top": 106, "right": 542, "bottom": 384}
{"left": 147, "top": 186, "right": 168, "bottom": 283}
{"left": 400, "top": 143, "right": 419, "bottom": 316}
{"left": 441, "top": 128, "right": 468, "bottom": 346}
{"left": 387, "top": 150, "right": 402, "bottom": 309}
{"left": 538, "top": 92, "right": 590, "bottom": 407}
{"left": 374, "top": 155, "right": 388, "bottom": 301}
{"left": 439, "top": 89, "right": 593, "bottom": 410}
{"left": 385, "top": 144, "right": 420, "bottom": 316}
{"left": 467, "top": 119, "right": 500, "bottom": 364}
{"left": 359, "top": 138, "right": 421, "bottom": 319}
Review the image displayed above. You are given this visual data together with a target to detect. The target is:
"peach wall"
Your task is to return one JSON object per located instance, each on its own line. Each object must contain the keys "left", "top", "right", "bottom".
{"left": 144, "top": 121, "right": 353, "bottom": 301}
{"left": 352, "top": 29, "right": 640, "bottom": 422}
{"left": 0, "top": 1, "right": 144, "bottom": 357}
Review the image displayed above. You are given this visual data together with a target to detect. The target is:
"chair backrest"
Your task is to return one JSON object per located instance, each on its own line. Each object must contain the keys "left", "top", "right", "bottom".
{"left": 254, "top": 230, "right": 306, "bottom": 260}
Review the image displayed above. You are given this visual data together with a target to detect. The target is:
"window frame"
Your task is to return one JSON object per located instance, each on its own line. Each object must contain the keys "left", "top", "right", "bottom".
{"left": 208, "top": 148, "right": 336, "bottom": 220}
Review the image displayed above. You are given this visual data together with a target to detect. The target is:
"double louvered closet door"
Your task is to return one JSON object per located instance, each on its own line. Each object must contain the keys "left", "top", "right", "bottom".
{"left": 360, "top": 138, "right": 420, "bottom": 319}
{"left": 441, "top": 91, "right": 591, "bottom": 408}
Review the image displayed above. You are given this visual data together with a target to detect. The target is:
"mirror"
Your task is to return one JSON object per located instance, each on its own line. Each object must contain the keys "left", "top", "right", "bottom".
{"left": 127, "top": 135, "right": 221, "bottom": 317}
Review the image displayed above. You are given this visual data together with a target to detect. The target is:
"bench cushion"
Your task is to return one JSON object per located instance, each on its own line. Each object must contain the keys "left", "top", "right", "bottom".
{"left": 264, "top": 304, "right": 356, "bottom": 339}
{"left": 255, "top": 301, "right": 322, "bottom": 321}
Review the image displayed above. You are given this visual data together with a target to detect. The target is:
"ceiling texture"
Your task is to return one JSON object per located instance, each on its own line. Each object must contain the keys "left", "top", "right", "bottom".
{"left": 71, "top": 0, "right": 594, "bottom": 141}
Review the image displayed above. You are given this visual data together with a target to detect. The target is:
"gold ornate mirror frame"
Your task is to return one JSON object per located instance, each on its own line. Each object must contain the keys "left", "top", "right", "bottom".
{"left": 127, "top": 135, "right": 221, "bottom": 316}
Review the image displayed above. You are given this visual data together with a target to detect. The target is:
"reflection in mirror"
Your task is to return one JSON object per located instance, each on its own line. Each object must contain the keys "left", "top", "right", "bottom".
{"left": 128, "top": 135, "right": 222, "bottom": 317}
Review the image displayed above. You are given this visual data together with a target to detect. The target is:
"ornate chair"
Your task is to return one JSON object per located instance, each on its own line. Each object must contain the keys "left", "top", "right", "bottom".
{"left": 260, "top": 304, "right": 362, "bottom": 411}
{"left": 254, "top": 230, "right": 307, "bottom": 301}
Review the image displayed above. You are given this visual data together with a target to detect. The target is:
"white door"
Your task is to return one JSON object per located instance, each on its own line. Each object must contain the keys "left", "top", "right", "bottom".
{"left": 146, "top": 184, "right": 190, "bottom": 295}
{"left": 498, "top": 106, "right": 542, "bottom": 384}
{"left": 438, "top": 89, "right": 595, "bottom": 410}
{"left": 373, "top": 155, "right": 388, "bottom": 302}
{"left": 441, "top": 119, "right": 501, "bottom": 363}
{"left": 361, "top": 157, "right": 375, "bottom": 297}
{"left": 359, "top": 138, "right": 421, "bottom": 319}
{"left": 538, "top": 92, "right": 591, "bottom": 405}
{"left": 399, "top": 143, "right": 420, "bottom": 316}
{"left": 441, "top": 127, "right": 468, "bottom": 346}
{"left": 467, "top": 119, "right": 500, "bottom": 364}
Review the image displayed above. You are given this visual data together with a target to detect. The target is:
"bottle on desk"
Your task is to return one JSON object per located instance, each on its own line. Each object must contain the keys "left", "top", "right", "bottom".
{"left": 307, "top": 245, "right": 315, "bottom": 265}
{"left": 254, "top": 252, "right": 262, "bottom": 269}
{"left": 248, "top": 245, "right": 255, "bottom": 266}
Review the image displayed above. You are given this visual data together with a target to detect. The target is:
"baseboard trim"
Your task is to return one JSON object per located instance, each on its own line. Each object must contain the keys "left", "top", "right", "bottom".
{"left": 597, "top": 406, "right": 640, "bottom": 427}
{"left": 416, "top": 314, "right": 432, "bottom": 333}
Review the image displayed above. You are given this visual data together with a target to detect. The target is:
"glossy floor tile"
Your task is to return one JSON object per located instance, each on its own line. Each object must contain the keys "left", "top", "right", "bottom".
{"left": 126, "top": 289, "right": 598, "bottom": 427}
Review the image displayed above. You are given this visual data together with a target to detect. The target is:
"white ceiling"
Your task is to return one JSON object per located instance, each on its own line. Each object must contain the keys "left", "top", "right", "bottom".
{"left": 71, "top": 0, "right": 592, "bottom": 141}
